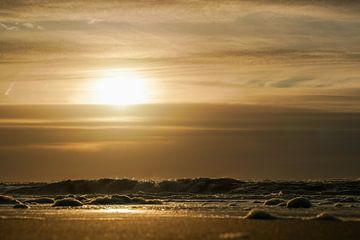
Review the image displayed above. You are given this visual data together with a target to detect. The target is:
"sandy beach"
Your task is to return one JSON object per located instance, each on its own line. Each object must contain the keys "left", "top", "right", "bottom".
{"left": 1, "top": 204, "right": 360, "bottom": 240}
{"left": 1, "top": 209, "right": 360, "bottom": 240}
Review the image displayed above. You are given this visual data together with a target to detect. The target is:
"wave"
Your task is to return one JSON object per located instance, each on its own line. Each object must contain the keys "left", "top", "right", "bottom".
{"left": 2, "top": 178, "right": 360, "bottom": 196}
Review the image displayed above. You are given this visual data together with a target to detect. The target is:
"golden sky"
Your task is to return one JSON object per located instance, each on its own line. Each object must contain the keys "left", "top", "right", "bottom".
{"left": 0, "top": 1, "right": 359, "bottom": 180}
{"left": 0, "top": 0, "right": 359, "bottom": 107}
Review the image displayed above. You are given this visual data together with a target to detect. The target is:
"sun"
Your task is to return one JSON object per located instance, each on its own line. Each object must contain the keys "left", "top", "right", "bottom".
{"left": 92, "top": 69, "right": 150, "bottom": 105}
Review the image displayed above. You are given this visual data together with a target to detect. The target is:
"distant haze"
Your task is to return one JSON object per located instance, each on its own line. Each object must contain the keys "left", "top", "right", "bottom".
{"left": 0, "top": 104, "right": 359, "bottom": 181}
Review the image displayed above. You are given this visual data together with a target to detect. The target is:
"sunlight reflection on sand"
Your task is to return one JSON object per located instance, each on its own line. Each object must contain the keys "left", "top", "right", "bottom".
{"left": 99, "top": 208, "right": 145, "bottom": 214}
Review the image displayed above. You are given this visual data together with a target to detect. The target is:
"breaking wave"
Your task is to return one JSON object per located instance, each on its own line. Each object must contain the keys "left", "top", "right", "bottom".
{"left": 1, "top": 178, "right": 359, "bottom": 196}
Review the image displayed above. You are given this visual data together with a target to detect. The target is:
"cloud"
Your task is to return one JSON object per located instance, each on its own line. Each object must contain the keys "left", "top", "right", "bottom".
{"left": 0, "top": 0, "right": 358, "bottom": 109}
{"left": 0, "top": 22, "right": 18, "bottom": 31}
{"left": 0, "top": 21, "right": 44, "bottom": 31}
{"left": 0, "top": 0, "right": 359, "bottom": 26}
{"left": 21, "top": 22, "right": 43, "bottom": 30}
{"left": 22, "top": 22, "right": 34, "bottom": 29}
{"left": 271, "top": 76, "right": 314, "bottom": 88}
{"left": 195, "top": 49, "right": 360, "bottom": 64}
{"left": 1, "top": 7, "right": 359, "bottom": 65}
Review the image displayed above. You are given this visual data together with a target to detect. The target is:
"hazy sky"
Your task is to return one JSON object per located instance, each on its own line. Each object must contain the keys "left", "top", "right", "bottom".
{"left": 0, "top": 1, "right": 359, "bottom": 181}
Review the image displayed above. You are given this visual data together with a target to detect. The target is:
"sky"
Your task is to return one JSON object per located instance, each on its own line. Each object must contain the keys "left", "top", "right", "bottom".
{"left": 0, "top": 0, "right": 359, "bottom": 181}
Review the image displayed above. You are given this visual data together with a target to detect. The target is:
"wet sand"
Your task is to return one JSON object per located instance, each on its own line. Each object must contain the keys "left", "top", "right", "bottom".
{"left": 1, "top": 209, "right": 360, "bottom": 240}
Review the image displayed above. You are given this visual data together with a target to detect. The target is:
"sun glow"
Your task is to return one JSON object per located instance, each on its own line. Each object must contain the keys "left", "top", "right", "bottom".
{"left": 92, "top": 69, "right": 151, "bottom": 105}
